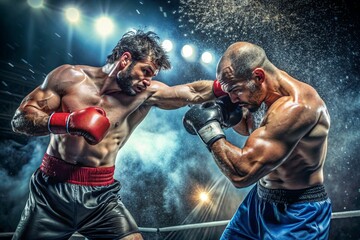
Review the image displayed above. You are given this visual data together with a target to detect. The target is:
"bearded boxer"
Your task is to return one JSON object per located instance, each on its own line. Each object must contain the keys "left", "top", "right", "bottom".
{"left": 10, "top": 30, "right": 225, "bottom": 240}
{"left": 184, "top": 42, "right": 332, "bottom": 239}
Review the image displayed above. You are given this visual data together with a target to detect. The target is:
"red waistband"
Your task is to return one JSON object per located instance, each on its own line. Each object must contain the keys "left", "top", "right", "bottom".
{"left": 40, "top": 153, "right": 115, "bottom": 186}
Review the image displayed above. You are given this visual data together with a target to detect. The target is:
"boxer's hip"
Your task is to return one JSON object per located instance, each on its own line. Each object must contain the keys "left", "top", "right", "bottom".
{"left": 257, "top": 183, "right": 329, "bottom": 204}
{"left": 40, "top": 153, "right": 115, "bottom": 186}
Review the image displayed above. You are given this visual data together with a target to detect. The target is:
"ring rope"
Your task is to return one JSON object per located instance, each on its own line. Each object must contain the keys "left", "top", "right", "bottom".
{"left": 139, "top": 210, "right": 360, "bottom": 233}
{"left": 0, "top": 210, "right": 359, "bottom": 237}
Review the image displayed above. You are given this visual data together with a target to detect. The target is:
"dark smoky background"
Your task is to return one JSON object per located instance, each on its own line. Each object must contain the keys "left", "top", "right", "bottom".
{"left": 0, "top": 0, "right": 359, "bottom": 239}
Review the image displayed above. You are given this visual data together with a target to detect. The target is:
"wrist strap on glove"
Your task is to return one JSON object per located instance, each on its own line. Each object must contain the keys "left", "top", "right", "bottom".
{"left": 48, "top": 112, "right": 71, "bottom": 134}
{"left": 198, "top": 121, "right": 225, "bottom": 147}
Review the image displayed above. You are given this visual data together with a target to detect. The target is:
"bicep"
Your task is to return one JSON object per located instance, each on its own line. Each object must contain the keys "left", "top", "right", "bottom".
{"left": 242, "top": 128, "right": 294, "bottom": 172}
{"left": 213, "top": 125, "right": 300, "bottom": 187}
{"left": 19, "top": 86, "right": 61, "bottom": 114}
{"left": 18, "top": 64, "right": 74, "bottom": 114}
{"left": 220, "top": 104, "right": 317, "bottom": 186}
{"left": 12, "top": 86, "right": 61, "bottom": 134}
{"left": 12, "top": 70, "right": 64, "bottom": 134}
{"left": 242, "top": 104, "right": 317, "bottom": 172}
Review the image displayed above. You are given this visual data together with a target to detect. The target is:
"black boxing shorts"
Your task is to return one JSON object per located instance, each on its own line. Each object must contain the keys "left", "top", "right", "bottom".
{"left": 12, "top": 154, "right": 141, "bottom": 240}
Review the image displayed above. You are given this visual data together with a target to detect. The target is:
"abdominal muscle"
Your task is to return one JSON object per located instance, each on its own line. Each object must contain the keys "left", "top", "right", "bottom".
{"left": 260, "top": 171, "right": 323, "bottom": 190}
{"left": 259, "top": 153, "right": 324, "bottom": 190}
{"left": 46, "top": 130, "right": 128, "bottom": 167}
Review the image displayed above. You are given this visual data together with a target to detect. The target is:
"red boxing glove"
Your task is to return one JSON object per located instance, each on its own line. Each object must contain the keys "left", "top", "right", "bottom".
{"left": 213, "top": 79, "right": 227, "bottom": 97}
{"left": 48, "top": 107, "right": 110, "bottom": 145}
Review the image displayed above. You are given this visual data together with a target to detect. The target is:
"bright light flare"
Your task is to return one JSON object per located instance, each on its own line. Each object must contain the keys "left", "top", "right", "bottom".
{"left": 95, "top": 17, "right": 114, "bottom": 37}
{"left": 65, "top": 7, "right": 80, "bottom": 24}
{"left": 199, "top": 191, "right": 210, "bottom": 203}
{"left": 162, "top": 39, "right": 173, "bottom": 52}
{"left": 201, "top": 51, "right": 213, "bottom": 63}
{"left": 181, "top": 44, "right": 194, "bottom": 58}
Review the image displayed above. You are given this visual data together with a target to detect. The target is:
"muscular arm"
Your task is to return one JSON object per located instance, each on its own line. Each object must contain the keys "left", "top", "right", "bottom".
{"left": 11, "top": 65, "right": 73, "bottom": 135}
{"left": 11, "top": 88, "right": 60, "bottom": 135}
{"left": 144, "top": 80, "right": 215, "bottom": 109}
{"left": 210, "top": 99, "right": 318, "bottom": 188}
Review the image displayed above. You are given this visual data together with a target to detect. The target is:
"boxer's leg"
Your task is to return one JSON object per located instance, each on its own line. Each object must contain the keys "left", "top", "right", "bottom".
{"left": 257, "top": 184, "right": 332, "bottom": 240}
{"left": 12, "top": 169, "right": 75, "bottom": 240}
{"left": 261, "top": 199, "right": 332, "bottom": 239}
{"left": 76, "top": 181, "right": 142, "bottom": 240}
{"left": 220, "top": 185, "right": 259, "bottom": 240}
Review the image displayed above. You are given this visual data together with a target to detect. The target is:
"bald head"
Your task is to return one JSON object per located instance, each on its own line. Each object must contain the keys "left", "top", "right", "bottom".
{"left": 217, "top": 42, "right": 272, "bottom": 81}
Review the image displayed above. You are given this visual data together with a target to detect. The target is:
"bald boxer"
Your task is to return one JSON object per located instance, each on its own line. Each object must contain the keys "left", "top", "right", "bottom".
{"left": 10, "top": 30, "right": 223, "bottom": 240}
{"left": 184, "top": 42, "right": 332, "bottom": 239}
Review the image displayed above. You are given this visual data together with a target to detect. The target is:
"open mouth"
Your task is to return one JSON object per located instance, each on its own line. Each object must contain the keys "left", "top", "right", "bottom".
{"left": 134, "top": 86, "right": 145, "bottom": 93}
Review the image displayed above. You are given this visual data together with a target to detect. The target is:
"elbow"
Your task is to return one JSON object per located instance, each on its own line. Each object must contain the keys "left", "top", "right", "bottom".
{"left": 11, "top": 106, "right": 50, "bottom": 136}
{"left": 11, "top": 115, "right": 26, "bottom": 135}
{"left": 11, "top": 110, "right": 32, "bottom": 135}
{"left": 227, "top": 175, "right": 243, "bottom": 188}
{"left": 232, "top": 182, "right": 247, "bottom": 189}
{"left": 11, "top": 112, "right": 22, "bottom": 133}
{"left": 226, "top": 172, "right": 255, "bottom": 189}
{"left": 11, "top": 119, "right": 17, "bottom": 133}
{"left": 229, "top": 178, "right": 254, "bottom": 189}
{"left": 226, "top": 161, "right": 264, "bottom": 188}
{"left": 229, "top": 161, "right": 273, "bottom": 188}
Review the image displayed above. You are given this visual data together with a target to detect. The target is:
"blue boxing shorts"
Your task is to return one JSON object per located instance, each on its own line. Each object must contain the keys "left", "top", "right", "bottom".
{"left": 221, "top": 183, "right": 331, "bottom": 240}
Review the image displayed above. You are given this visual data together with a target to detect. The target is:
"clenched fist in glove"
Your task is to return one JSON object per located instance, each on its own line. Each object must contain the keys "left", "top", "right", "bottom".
{"left": 183, "top": 95, "right": 243, "bottom": 148}
{"left": 48, "top": 107, "right": 110, "bottom": 145}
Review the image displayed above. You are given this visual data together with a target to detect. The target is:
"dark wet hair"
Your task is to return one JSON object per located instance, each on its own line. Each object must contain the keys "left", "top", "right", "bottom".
{"left": 106, "top": 30, "right": 171, "bottom": 71}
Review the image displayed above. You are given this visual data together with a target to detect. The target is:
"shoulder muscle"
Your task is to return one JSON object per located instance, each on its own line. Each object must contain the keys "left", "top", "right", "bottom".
{"left": 41, "top": 64, "right": 86, "bottom": 94}
{"left": 242, "top": 98, "right": 319, "bottom": 168}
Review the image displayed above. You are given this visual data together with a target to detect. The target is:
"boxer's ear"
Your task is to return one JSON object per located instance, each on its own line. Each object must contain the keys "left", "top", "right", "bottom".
{"left": 252, "top": 68, "right": 265, "bottom": 85}
{"left": 119, "top": 52, "right": 132, "bottom": 68}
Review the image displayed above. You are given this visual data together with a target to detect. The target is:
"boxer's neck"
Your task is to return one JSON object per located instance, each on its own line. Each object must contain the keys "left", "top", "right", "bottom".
{"left": 100, "top": 62, "right": 122, "bottom": 95}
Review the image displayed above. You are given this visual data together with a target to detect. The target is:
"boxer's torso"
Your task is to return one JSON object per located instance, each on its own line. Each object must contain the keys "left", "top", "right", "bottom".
{"left": 255, "top": 73, "right": 330, "bottom": 190}
{"left": 46, "top": 65, "right": 157, "bottom": 167}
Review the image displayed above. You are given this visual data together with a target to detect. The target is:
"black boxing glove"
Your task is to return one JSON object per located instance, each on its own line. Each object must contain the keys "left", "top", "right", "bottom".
{"left": 183, "top": 96, "right": 242, "bottom": 147}
{"left": 215, "top": 95, "right": 243, "bottom": 128}
{"left": 183, "top": 101, "right": 225, "bottom": 147}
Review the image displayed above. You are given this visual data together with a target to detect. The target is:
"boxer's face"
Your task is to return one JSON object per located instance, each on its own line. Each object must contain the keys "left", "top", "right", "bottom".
{"left": 117, "top": 58, "right": 159, "bottom": 96}
{"left": 217, "top": 66, "right": 263, "bottom": 112}
{"left": 222, "top": 79, "right": 262, "bottom": 112}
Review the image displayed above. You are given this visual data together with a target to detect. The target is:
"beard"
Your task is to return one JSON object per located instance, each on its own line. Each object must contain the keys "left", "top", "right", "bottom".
{"left": 116, "top": 61, "right": 136, "bottom": 96}
{"left": 246, "top": 80, "right": 262, "bottom": 112}
{"left": 251, "top": 102, "right": 268, "bottom": 129}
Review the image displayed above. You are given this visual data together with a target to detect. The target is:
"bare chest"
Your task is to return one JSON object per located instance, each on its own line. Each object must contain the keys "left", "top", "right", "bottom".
{"left": 60, "top": 85, "right": 148, "bottom": 130}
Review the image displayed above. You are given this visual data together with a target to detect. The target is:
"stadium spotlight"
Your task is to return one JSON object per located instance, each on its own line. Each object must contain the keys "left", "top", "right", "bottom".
{"left": 201, "top": 51, "right": 213, "bottom": 64}
{"left": 181, "top": 44, "right": 194, "bottom": 58}
{"left": 65, "top": 7, "right": 80, "bottom": 24}
{"left": 162, "top": 39, "right": 173, "bottom": 52}
{"left": 95, "top": 16, "right": 114, "bottom": 37}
